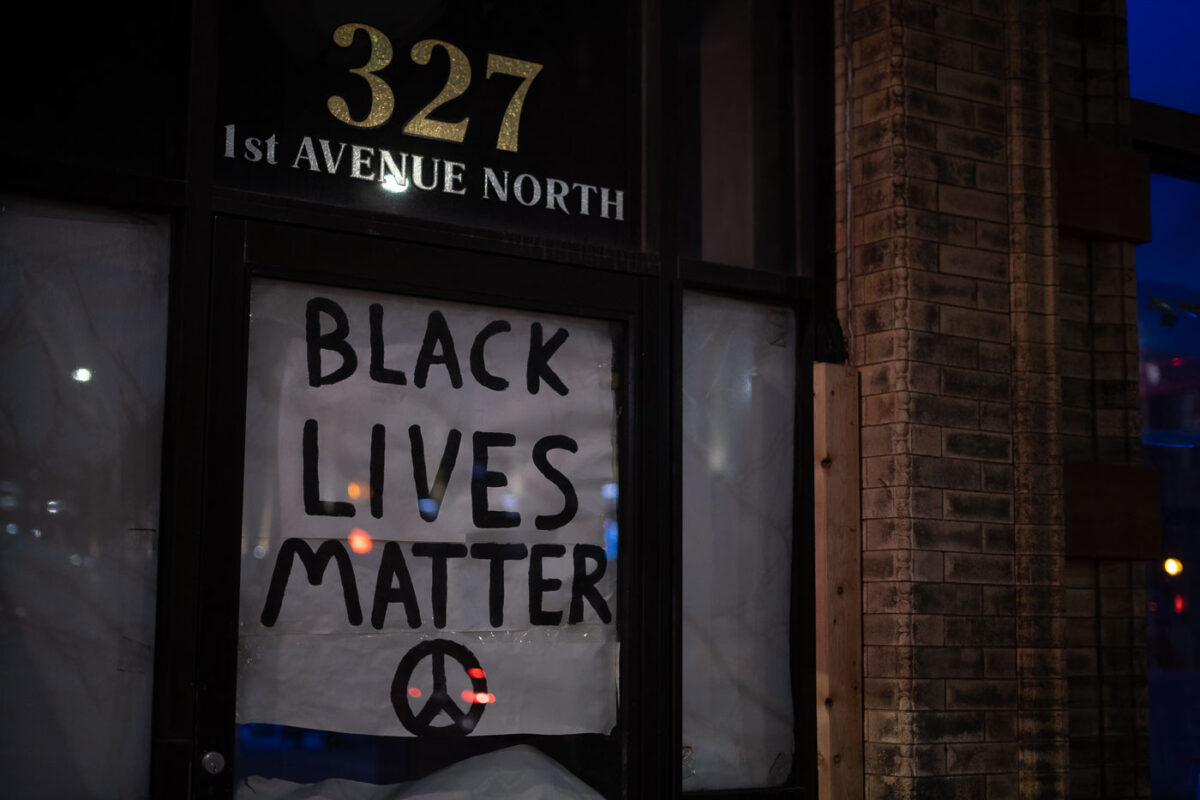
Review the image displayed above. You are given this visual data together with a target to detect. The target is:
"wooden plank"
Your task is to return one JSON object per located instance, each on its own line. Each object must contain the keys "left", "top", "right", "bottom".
{"left": 813, "top": 363, "right": 863, "bottom": 800}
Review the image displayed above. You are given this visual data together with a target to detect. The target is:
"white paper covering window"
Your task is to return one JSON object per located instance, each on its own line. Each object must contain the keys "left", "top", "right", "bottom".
{"left": 0, "top": 198, "right": 169, "bottom": 799}
{"left": 237, "top": 281, "right": 620, "bottom": 745}
{"left": 681, "top": 292, "right": 796, "bottom": 790}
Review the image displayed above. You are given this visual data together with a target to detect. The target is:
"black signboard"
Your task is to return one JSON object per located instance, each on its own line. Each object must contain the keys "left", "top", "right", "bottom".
{"left": 217, "top": 2, "right": 638, "bottom": 247}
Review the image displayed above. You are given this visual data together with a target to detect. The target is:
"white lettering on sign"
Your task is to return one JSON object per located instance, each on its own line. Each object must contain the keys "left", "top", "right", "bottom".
{"left": 220, "top": 124, "right": 626, "bottom": 223}
{"left": 237, "top": 280, "right": 619, "bottom": 738}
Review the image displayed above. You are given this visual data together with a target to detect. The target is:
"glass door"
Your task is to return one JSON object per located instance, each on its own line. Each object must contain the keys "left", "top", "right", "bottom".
{"left": 195, "top": 219, "right": 648, "bottom": 799}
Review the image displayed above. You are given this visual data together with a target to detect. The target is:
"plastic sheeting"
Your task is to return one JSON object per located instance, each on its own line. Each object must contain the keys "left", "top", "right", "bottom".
{"left": 0, "top": 197, "right": 169, "bottom": 798}
{"left": 680, "top": 292, "right": 796, "bottom": 789}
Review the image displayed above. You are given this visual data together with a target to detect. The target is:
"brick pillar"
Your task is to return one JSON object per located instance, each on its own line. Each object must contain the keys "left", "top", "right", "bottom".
{"left": 1050, "top": 1, "right": 1149, "bottom": 797}
{"left": 832, "top": 0, "right": 1147, "bottom": 797}
{"left": 842, "top": 1, "right": 1025, "bottom": 796}
{"left": 1004, "top": 3, "right": 1070, "bottom": 797}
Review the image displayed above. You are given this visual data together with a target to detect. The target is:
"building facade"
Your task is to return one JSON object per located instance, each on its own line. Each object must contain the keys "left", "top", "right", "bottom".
{"left": 836, "top": 1, "right": 1154, "bottom": 798}
{"left": 0, "top": 1, "right": 1179, "bottom": 798}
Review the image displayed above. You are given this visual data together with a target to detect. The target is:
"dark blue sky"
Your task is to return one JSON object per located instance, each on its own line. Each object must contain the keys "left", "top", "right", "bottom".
{"left": 1128, "top": 2, "right": 1200, "bottom": 354}
{"left": 1127, "top": 1, "right": 1200, "bottom": 115}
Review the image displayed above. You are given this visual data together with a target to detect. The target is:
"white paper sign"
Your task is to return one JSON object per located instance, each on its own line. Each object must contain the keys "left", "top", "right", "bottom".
{"left": 237, "top": 279, "right": 619, "bottom": 738}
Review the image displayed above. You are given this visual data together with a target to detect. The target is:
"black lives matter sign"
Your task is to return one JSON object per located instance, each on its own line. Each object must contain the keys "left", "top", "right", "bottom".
{"left": 236, "top": 280, "right": 619, "bottom": 737}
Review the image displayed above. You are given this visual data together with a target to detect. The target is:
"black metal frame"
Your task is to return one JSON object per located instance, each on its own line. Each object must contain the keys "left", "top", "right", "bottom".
{"left": 193, "top": 218, "right": 657, "bottom": 798}
{"left": 0, "top": 0, "right": 831, "bottom": 796}
{"left": 661, "top": 0, "right": 827, "bottom": 788}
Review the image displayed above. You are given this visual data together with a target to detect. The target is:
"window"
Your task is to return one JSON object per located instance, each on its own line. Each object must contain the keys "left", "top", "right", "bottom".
{"left": 681, "top": 292, "right": 799, "bottom": 789}
{"left": 0, "top": 197, "right": 170, "bottom": 798}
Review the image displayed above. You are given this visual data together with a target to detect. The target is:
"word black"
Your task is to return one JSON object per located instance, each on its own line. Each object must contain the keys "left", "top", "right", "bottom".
{"left": 308, "top": 297, "right": 570, "bottom": 395}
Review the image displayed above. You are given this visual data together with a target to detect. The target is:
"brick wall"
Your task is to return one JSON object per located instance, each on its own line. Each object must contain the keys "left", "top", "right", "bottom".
{"left": 1050, "top": 2, "right": 1149, "bottom": 797}
{"left": 836, "top": 0, "right": 1146, "bottom": 797}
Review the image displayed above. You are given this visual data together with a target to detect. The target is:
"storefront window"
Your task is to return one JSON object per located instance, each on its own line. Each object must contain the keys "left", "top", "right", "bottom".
{"left": 1, "top": 7, "right": 187, "bottom": 177}
{"left": 2, "top": 1, "right": 826, "bottom": 792}
{"left": 676, "top": 1, "right": 795, "bottom": 272}
{"left": 0, "top": 197, "right": 170, "bottom": 798}
{"left": 234, "top": 279, "right": 620, "bottom": 795}
{"left": 681, "top": 291, "right": 797, "bottom": 789}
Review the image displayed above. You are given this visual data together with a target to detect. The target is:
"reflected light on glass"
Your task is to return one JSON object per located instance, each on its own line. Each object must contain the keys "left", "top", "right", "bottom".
{"left": 461, "top": 690, "right": 495, "bottom": 704}
{"left": 69, "top": 554, "right": 82, "bottom": 566}
{"left": 253, "top": 545, "right": 267, "bottom": 559}
{"left": 348, "top": 529, "right": 373, "bottom": 554}
{"left": 601, "top": 482, "right": 618, "bottom": 500}
{"left": 71, "top": 367, "right": 92, "bottom": 382}
{"left": 418, "top": 498, "right": 440, "bottom": 516}
{"left": 1165, "top": 557, "right": 1183, "bottom": 576}
{"left": 381, "top": 174, "right": 408, "bottom": 193}
{"left": 501, "top": 493, "right": 519, "bottom": 511}
{"left": 1174, "top": 593, "right": 1186, "bottom": 614}
{"left": 467, "top": 667, "right": 486, "bottom": 679}
{"left": 604, "top": 519, "right": 619, "bottom": 559}
{"left": 5, "top": 523, "right": 17, "bottom": 535}
{"left": 347, "top": 482, "right": 363, "bottom": 500}
{"left": 31, "top": 528, "right": 41, "bottom": 538}
{"left": 407, "top": 687, "right": 422, "bottom": 698}
{"left": 46, "top": 500, "right": 61, "bottom": 514}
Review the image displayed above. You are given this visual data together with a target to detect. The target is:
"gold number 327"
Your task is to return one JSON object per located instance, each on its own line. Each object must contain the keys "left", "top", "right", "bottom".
{"left": 326, "top": 23, "right": 543, "bottom": 153}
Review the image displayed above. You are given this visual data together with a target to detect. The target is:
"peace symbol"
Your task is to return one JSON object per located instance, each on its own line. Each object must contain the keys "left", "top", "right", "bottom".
{"left": 391, "top": 639, "right": 489, "bottom": 737}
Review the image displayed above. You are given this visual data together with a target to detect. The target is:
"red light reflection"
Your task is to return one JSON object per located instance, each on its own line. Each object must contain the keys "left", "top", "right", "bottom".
{"left": 460, "top": 690, "right": 496, "bottom": 704}
{"left": 348, "top": 529, "right": 373, "bottom": 554}
{"left": 467, "top": 668, "right": 486, "bottom": 679}
{"left": 1175, "top": 594, "right": 1186, "bottom": 614}
{"left": 408, "top": 687, "right": 422, "bottom": 698}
